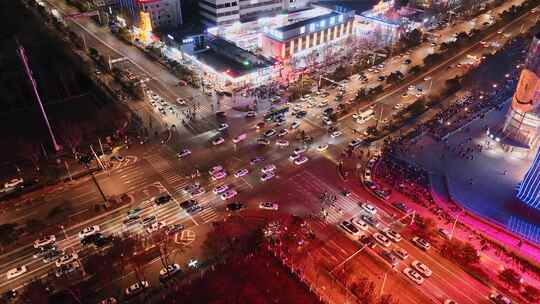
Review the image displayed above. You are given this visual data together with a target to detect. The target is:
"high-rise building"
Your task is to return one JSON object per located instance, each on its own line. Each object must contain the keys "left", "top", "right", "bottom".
{"left": 501, "top": 33, "right": 540, "bottom": 149}
{"left": 517, "top": 148, "right": 540, "bottom": 209}
{"left": 118, "top": 0, "right": 183, "bottom": 29}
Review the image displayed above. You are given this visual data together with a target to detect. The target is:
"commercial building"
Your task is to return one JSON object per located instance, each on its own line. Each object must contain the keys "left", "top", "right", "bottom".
{"left": 200, "top": 0, "right": 312, "bottom": 27}
{"left": 260, "top": 11, "right": 355, "bottom": 60}
{"left": 117, "top": 0, "right": 183, "bottom": 29}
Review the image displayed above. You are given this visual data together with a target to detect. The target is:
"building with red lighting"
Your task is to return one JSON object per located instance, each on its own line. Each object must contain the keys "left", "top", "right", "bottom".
{"left": 260, "top": 11, "right": 355, "bottom": 61}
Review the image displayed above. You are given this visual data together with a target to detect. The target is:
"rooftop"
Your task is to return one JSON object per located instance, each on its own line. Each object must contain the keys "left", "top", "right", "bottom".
{"left": 275, "top": 11, "right": 343, "bottom": 32}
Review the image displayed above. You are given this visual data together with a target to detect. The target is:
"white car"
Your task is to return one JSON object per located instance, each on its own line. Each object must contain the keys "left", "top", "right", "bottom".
{"left": 211, "top": 170, "right": 227, "bottom": 181}
{"left": 217, "top": 123, "right": 229, "bottom": 131}
{"left": 351, "top": 218, "right": 369, "bottom": 231}
{"left": 245, "top": 111, "right": 257, "bottom": 118}
{"left": 209, "top": 165, "right": 224, "bottom": 176}
{"left": 212, "top": 137, "right": 225, "bottom": 146}
{"left": 261, "top": 164, "right": 276, "bottom": 174}
{"left": 317, "top": 144, "right": 329, "bottom": 152}
{"left": 259, "top": 202, "right": 279, "bottom": 210}
{"left": 34, "top": 235, "right": 56, "bottom": 249}
{"left": 78, "top": 226, "right": 100, "bottom": 239}
{"left": 383, "top": 229, "right": 402, "bottom": 242}
{"left": 293, "top": 147, "right": 307, "bottom": 155}
{"left": 276, "top": 139, "right": 289, "bottom": 146}
{"left": 393, "top": 103, "right": 403, "bottom": 110}
{"left": 6, "top": 266, "right": 27, "bottom": 280}
{"left": 373, "top": 233, "right": 392, "bottom": 247}
{"left": 4, "top": 178, "right": 23, "bottom": 189}
{"left": 361, "top": 203, "right": 377, "bottom": 215}
{"left": 260, "top": 172, "right": 275, "bottom": 182}
{"left": 232, "top": 134, "right": 247, "bottom": 143}
{"left": 234, "top": 168, "right": 249, "bottom": 178}
{"left": 125, "top": 281, "right": 149, "bottom": 296}
{"left": 424, "top": 76, "right": 432, "bottom": 81}
{"left": 411, "top": 260, "right": 432, "bottom": 277}
{"left": 146, "top": 221, "right": 166, "bottom": 234}
{"left": 221, "top": 190, "right": 238, "bottom": 200}
{"left": 294, "top": 156, "right": 309, "bottom": 165}
{"left": 412, "top": 236, "right": 431, "bottom": 251}
{"left": 278, "top": 129, "right": 289, "bottom": 137}
{"left": 339, "top": 221, "right": 361, "bottom": 240}
{"left": 330, "top": 131, "right": 342, "bottom": 138}
{"left": 291, "top": 121, "right": 300, "bottom": 129}
{"left": 213, "top": 184, "right": 229, "bottom": 194}
{"left": 177, "top": 149, "right": 191, "bottom": 159}
{"left": 159, "top": 264, "right": 181, "bottom": 280}
{"left": 56, "top": 253, "right": 78, "bottom": 267}
{"left": 402, "top": 267, "right": 424, "bottom": 285}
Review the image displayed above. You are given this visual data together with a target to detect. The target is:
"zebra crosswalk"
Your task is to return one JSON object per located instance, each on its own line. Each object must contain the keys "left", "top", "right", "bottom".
{"left": 288, "top": 171, "right": 364, "bottom": 226}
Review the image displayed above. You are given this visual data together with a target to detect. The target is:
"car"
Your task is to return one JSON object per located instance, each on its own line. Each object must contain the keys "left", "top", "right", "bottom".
{"left": 250, "top": 156, "right": 265, "bottom": 165}
{"left": 259, "top": 202, "right": 279, "bottom": 210}
{"left": 295, "top": 111, "right": 307, "bottom": 118}
{"left": 211, "top": 171, "right": 227, "bottom": 181}
{"left": 221, "top": 190, "right": 238, "bottom": 200}
{"left": 278, "top": 129, "right": 289, "bottom": 137}
{"left": 361, "top": 214, "right": 380, "bottom": 228}
{"left": 294, "top": 156, "right": 309, "bottom": 165}
{"left": 402, "top": 267, "right": 424, "bottom": 285}
{"left": 339, "top": 221, "right": 361, "bottom": 239}
{"left": 392, "top": 202, "right": 410, "bottom": 213}
{"left": 159, "top": 264, "right": 181, "bottom": 280}
{"left": 232, "top": 134, "right": 247, "bottom": 143}
{"left": 412, "top": 236, "right": 431, "bottom": 251}
{"left": 142, "top": 216, "right": 157, "bottom": 226}
{"left": 166, "top": 224, "right": 185, "bottom": 236}
{"left": 234, "top": 168, "right": 249, "bottom": 178}
{"left": 317, "top": 144, "right": 329, "bottom": 152}
{"left": 99, "top": 297, "right": 118, "bottom": 304}
{"left": 125, "top": 281, "right": 149, "bottom": 297}
{"left": 393, "top": 248, "right": 409, "bottom": 260}
{"left": 374, "top": 189, "right": 390, "bottom": 201}
{"left": 260, "top": 172, "right": 275, "bottom": 182}
{"left": 383, "top": 229, "right": 402, "bottom": 242}
{"left": 379, "top": 250, "right": 399, "bottom": 267}
{"left": 180, "top": 200, "right": 202, "bottom": 213}
{"left": 404, "top": 59, "right": 412, "bottom": 64}
{"left": 430, "top": 42, "right": 437, "bottom": 47}
{"left": 293, "top": 147, "right": 307, "bottom": 155}
{"left": 127, "top": 207, "right": 143, "bottom": 218}
{"left": 55, "top": 262, "right": 79, "bottom": 278}
{"left": 42, "top": 250, "right": 62, "bottom": 263}
{"left": 351, "top": 218, "right": 369, "bottom": 231}
{"left": 218, "top": 123, "right": 229, "bottom": 132}
{"left": 276, "top": 139, "right": 289, "bottom": 146}
{"left": 81, "top": 233, "right": 104, "bottom": 246}
{"left": 411, "top": 260, "right": 432, "bottom": 277}
{"left": 257, "top": 138, "right": 271, "bottom": 145}
{"left": 341, "top": 189, "right": 351, "bottom": 197}
{"left": 360, "top": 235, "right": 377, "bottom": 248}
{"left": 373, "top": 233, "right": 392, "bottom": 247}
{"left": 33, "top": 244, "right": 57, "bottom": 259}
{"left": 212, "top": 137, "right": 225, "bottom": 146}
{"left": 4, "top": 178, "right": 24, "bottom": 189}
{"left": 361, "top": 203, "right": 377, "bottom": 215}
{"left": 438, "top": 228, "right": 451, "bottom": 240}
{"left": 489, "top": 293, "right": 512, "bottom": 304}
{"left": 56, "top": 253, "right": 78, "bottom": 267}
{"left": 6, "top": 266, "right": 27, "bottom": 280}
{"left": 330, "top": 130, "right": 343, "bottom": 138}
{"left": 263, "top": 129, "right": 276, "bottom": 138}
{"left": 424, "top": 76, "right": 432, "bottom": 81}
{"left": 226, "top": 202, "right": 244, "bottom": 211}
{"left": 177, "top": 149, "right": 191, "bottom": 159}
{"left": 393, "top": 103, "right": 403, "bottom": 110}
{"left": 78, "top": 225, "right": 100, "bottom": 239}
{"left": 261, "top": 164, "right": 276, "bottom": 174}
{"left": 155, "top": 195, "right": 172, "bottom": 206}
{"left": 349, "top": 139, "right": 362, "bottom": 148}
{"left": 213, "top": 184, "right": 229, "bottom": 194}
{"left": 444, "top": 299, "right": 457, "bottom": 304}
{"left": 34, "top": 235, "right": 56, "bottom": 249}
{"left": 176, "top": 97, "right": 186, "bottom": 105}
{"left": 245, "top": 111, "right": 257, "bottom": 118}
{"left": 190, "top": 187, "right": 206, "bottom": 197}
{"left": 256, "top": 122, "right": 266, "bottom": 130}
{"left": 291, "top": 121, "right": 300, "bottom": 129}
{"left": 215, "top": 111, "right": 226, "bottom": 119}
{"left": 146, "top": 221, "right": 166, "bottom": 234}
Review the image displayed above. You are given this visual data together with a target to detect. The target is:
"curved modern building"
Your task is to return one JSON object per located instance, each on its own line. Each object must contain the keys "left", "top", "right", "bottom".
{"left": 513, "top": 33, "right": 540, "bottom": 208}
{"left": 501, "top": 33, "right": 540, "bottom": 149}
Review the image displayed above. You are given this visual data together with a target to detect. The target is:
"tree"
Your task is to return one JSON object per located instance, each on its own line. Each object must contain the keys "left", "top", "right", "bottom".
{"left": 408, "top": 65, "right": 421, "bottom": 75}
{"left": 444, "top": 77, "right": 462, "bottom": 95}
{"left": 522, "top": 284, "right": 540, "bottom": 302}
{"left": 408, "top": 98, "right": 426, "bottom": 117}
{"left": 423, "top": 53, "right": 443, "bottom": 66}
{"left": 18, "top": 278, "right": 50, "bottom": 304}
{"left": 412, "top": 216, "right": 437, "bottom": 241}
{"left": 58, "top": 121, "right": 83, "bottom": 156}
{"left": 351, "top": 276, "right": 376, "bottom": 303}
{"left": 88, "top": 47, "right": 99, "bottom": 58}
{"left": 0, "top": 223, "right": 19, "bottom": 250}
{"left": 440, "top": 239, "right": 479, "bottom": 266}
{"left": 498, "top": 268, "right": 521, "bottom": 289}
{"left": 17, "top": 138, "right": 42, "bottom": 173}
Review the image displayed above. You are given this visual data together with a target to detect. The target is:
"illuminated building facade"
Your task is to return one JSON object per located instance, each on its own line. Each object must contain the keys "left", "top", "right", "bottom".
{"left": 117, "top": 0, "right": 182, "bottom": 29}
{"left": 501, "top": 33, "right": 540, "bottom": 149}
{"left": 513, "top": 33, "right": 540, "bottom": 209}
{"left": 261, "top": 11, "right": 355, "bottom": 60}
